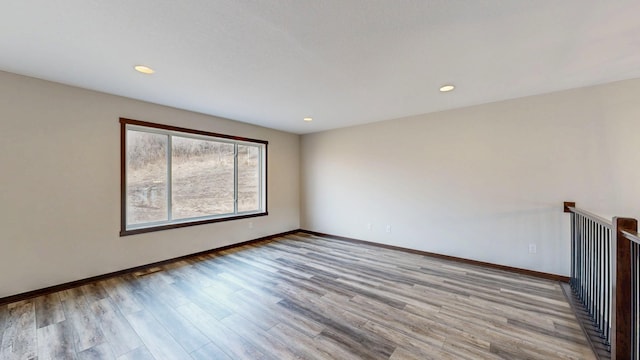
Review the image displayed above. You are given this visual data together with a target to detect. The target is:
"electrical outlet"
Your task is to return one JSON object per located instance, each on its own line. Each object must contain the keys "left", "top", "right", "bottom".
{"left": 386, "top": 225, "right": 392, "bottom": 233}
{"left": 528, "top": 244, "right": 537, "bottom": 254}
{"left": 367, "top": 223, "right": 372, "bottom": 231}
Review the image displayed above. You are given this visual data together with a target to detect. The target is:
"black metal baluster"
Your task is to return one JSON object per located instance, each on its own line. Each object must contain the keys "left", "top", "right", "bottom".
{"left": 587, "top": 220, "right": 595, "bottom": 316}
{"left": 601, "top": 224, "right": 607, "bottom": 339}
{"left": 596, "top": 223, "right": 602, "bottom": 333}
{"left": 632, "top": 242, "right": 636, "bottom": 359}
{"left": 577, "top": 214, "right": 582, "bottom": 299}
{"left": 592, "top": 222, "right": 597, "bottom": 325}
{"left": 593, "top": 223, "right": 604, "bottom": 328}
{"left": 574, "top": 213, "right": 580, "bottom": 296}
{"left": 637, "top": 242, "right": 640, "bottom": 359}
{"left": 580, "top": 216, "right": 586, "bottom": 305}
{"left": 571, "top": 212, "right": 576, "bottom": 289}
{"left": 633, "top": 243, "right": 638, "bottom": 359}
{"left": 599, "top": 222, "right": 603, "bottom": 329}
{"left": 604, "top": 227, "right": 611, "bottom": 347}
{"left": 576, "top": 213, "right": 582, "bottom": 295}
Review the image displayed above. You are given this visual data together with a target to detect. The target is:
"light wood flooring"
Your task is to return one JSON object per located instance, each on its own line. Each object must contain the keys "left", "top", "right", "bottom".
{"left": 0, "top": 232, "right": 595, "bottom": 359}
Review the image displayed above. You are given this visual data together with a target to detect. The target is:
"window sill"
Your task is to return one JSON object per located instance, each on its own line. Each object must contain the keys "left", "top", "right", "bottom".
{"left": 120, "top": 211, "right": 268, "bottom": 236}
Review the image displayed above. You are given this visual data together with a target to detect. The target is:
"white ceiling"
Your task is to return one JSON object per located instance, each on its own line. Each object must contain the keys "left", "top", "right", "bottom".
{"left": 1, "top": 1, "right": 639, "bottom": 134}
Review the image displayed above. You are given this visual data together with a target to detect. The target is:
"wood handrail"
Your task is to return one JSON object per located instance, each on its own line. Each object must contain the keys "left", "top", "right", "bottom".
{"left": 564, "top": 204, "right": 612, "bottom": 228}
{"left": 621, "top": 229, "right": 640, "bottom": 245}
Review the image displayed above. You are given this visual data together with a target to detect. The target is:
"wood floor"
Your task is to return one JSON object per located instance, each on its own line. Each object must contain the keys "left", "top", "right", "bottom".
{"left": 0, "top": 232, "right": 595, "bottom": 360}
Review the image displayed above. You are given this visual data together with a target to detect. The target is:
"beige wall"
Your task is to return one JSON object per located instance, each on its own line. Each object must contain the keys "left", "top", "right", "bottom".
{"left": 0, "top": 71, "right": 300, "bottom": 298}
{"left": 301, "top": 78, "right": 640, "bottom": 276}
{"left": 3, "top": 68, "right": 639, "bottom": 298}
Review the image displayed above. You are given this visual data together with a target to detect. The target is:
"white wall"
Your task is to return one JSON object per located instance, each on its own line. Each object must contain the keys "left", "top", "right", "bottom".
{"left": 0, "top": 71, "right": 300, "bottom": 298}
{"left": 301, "top": 78, "right": 640, "bottom": 276}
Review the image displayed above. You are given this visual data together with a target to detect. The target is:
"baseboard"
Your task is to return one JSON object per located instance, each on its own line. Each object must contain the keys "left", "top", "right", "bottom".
{"left": 300, "top": 230, "right": 570, "bottom": 283}
{"left": 1, "top": 228, "right": 569, "bottom": 306}
{"left": 0, "top": 229, "right": 301, "bottom": 306}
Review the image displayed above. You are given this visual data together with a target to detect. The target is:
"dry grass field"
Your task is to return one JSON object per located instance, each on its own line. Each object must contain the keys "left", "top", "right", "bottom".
{"left": 126, "top": 131, "right": 259, "bottom": 225}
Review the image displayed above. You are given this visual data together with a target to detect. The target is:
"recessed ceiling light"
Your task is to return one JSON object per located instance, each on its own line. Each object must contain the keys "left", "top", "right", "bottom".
{"left": 134, "top": 65, "right": 155, "bottom": 74}
{"left": 439, "top": 84, "right": 455, "bottom": 92}
{"left": 303, "top": 117, "right": 313, "bottom": 122}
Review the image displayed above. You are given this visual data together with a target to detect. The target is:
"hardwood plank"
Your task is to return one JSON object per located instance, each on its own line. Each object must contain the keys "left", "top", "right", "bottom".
{"left": 200, "top": 277, "right": 242, "bottom": 298}
{"left": 90, "top": 297, "right": 143, "bottom": 356}
{"left": 135, "top": 272, "right": 189, "bottom": 308}
{"left": 176, "top": 302, "right": 267, "bottom": 360}
{"left": 190, "top": 342, "right": 233, "bottom": 360}
{"left": 1, "top": 300, "right": 37, "bottom": 360}
{"left": 267, "top": 323, "right": 335, "bottom": 360}
{"left": 59, "top": 288, "right": 106, "bottom": 352}
{"left": 205, "top": 288, "right": 280, "bottom": 331}
{"left": 170, "top": 278, "right": 232, "bottom": 320}
{"left": 362, "top": 320, "right": 447, "bottom": 360}
{"left": 34, "top": 292, "right": 65, "bottom": 329}
{"left": 78, "top": 343, "right": 115, "bottom": 360}
{"left": 116, "top": 346, "right": 156, "bottom": 360}
{"left": 441, "top": 333, "right": 502, "bottom": 360}
{"left": 125, "top": 310, "right": 192, "bottom": 360}
{"left": 228, "top": 288, "right": 326, "bottom": 336}
{"left": 220, "top": 313, "right": 299, "bottom": 359}
{"left": 99, "top": 276, "right": 143, "bottom": 315}
{"left": 131, "top": 285, "right": 209, "bottom": 353}
{"left": 338, "top": 295, "right": 447, "bottom": 347}
{"left": 215, "top": 270, "right": 282, "bottom": 304}
{"left": 277, "top": 298, "right": 397, "bottom": 359}
{"left": 269, "top": 321, "right": 361, "bottom": 360}
{"left": 36, "top": 320, "right": 77, "bottom": 360}
{"left": 80, "top": 283, "right": 110, "bottom": 305}
{"left": 0, "top": 304, "right": 8, "bottom": 347}
{"left": 390, "top": 347, "right": 440, "bottom": 360}
{"left": 163, "top": 260, "right": 215, "bottom": 288}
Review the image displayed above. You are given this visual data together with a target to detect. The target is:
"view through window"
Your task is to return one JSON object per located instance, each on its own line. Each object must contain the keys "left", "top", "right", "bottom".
{"left": 121, "top": 118, "right": 267, "bottom": 235}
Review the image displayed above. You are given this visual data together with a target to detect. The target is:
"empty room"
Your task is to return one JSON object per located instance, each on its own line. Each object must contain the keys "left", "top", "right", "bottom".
{"left": 2, "top": 1, "right": 640, "bottom": 359}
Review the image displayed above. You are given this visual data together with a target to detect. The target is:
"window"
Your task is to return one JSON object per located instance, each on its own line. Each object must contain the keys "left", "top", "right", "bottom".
{"left": 120, "top": 118, "right": 267, "bottom": 235}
